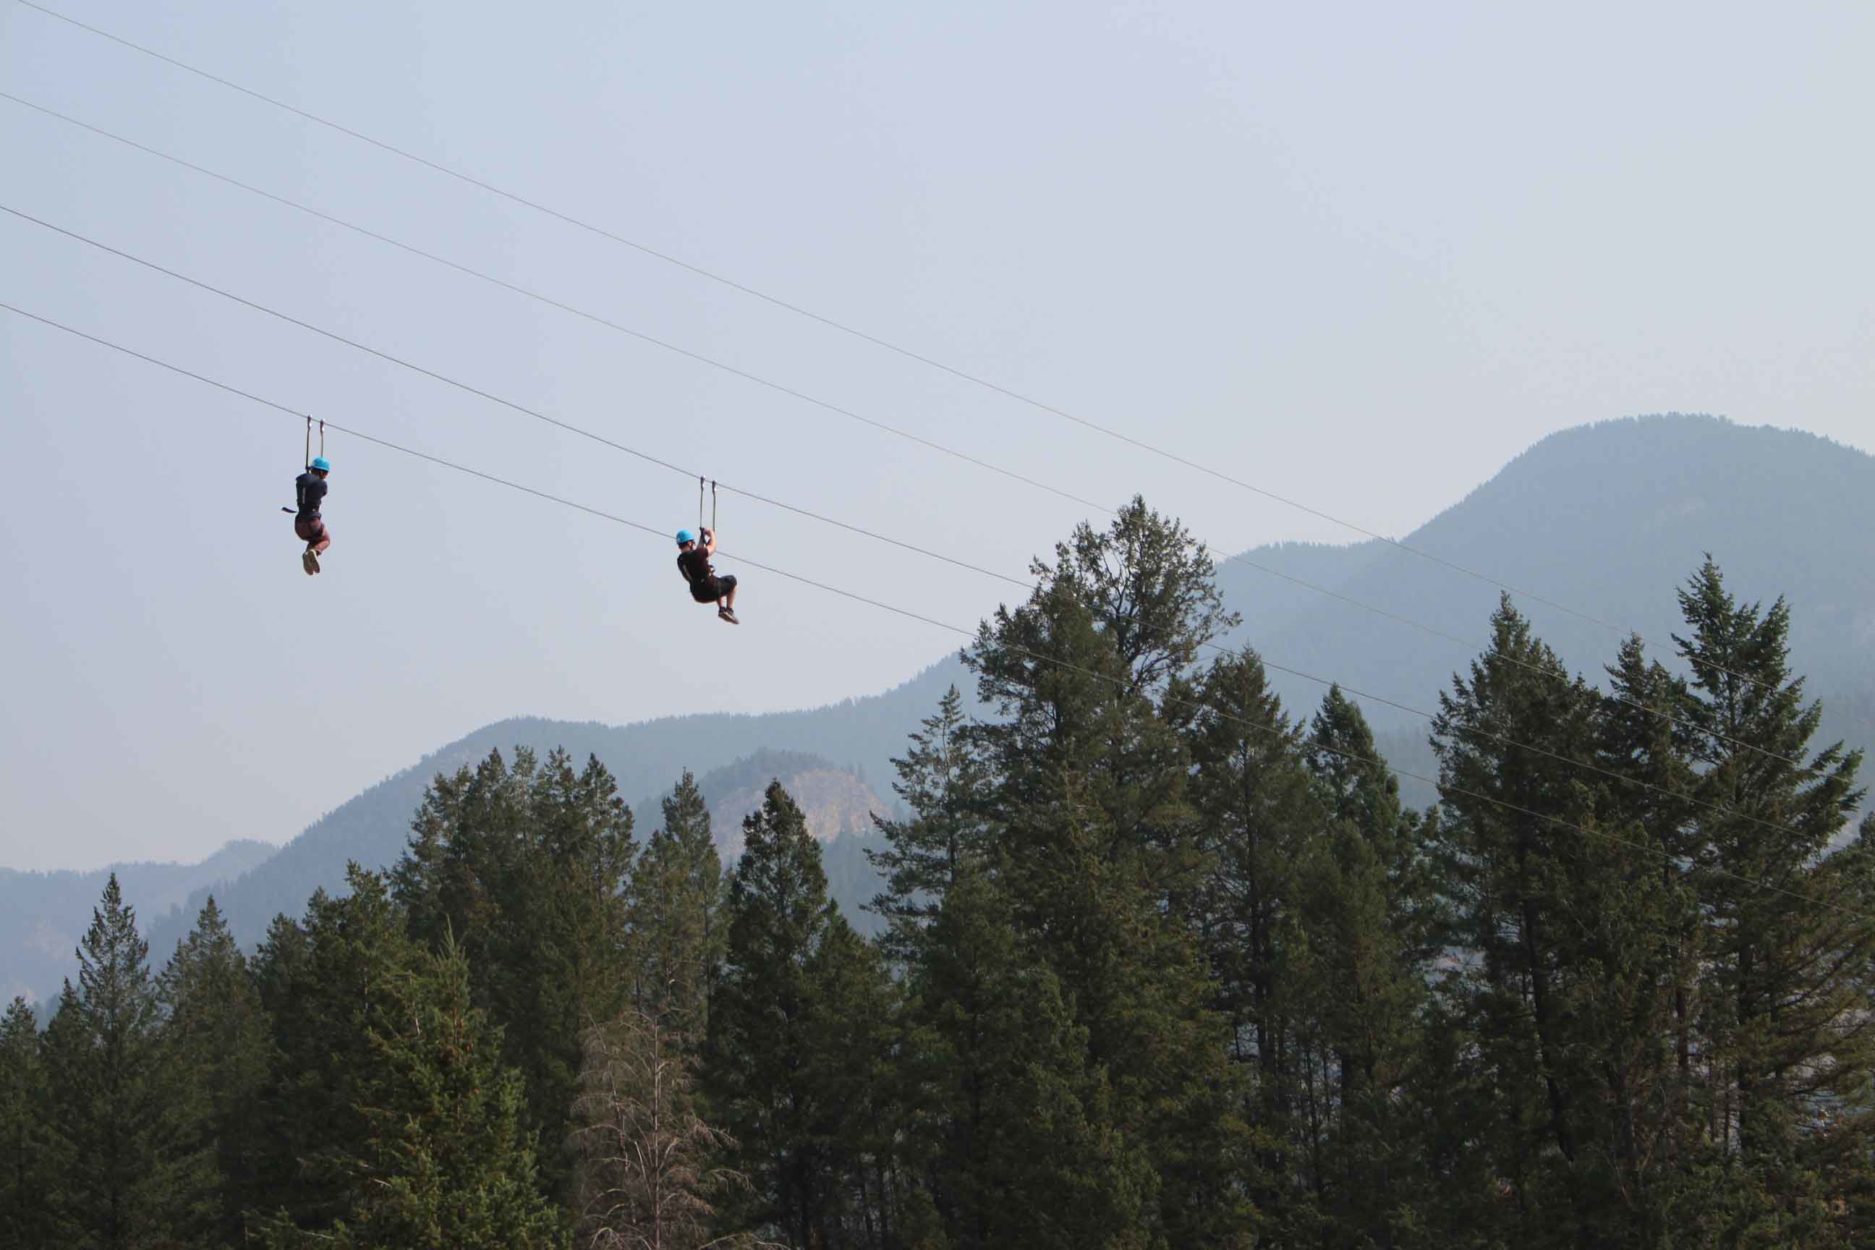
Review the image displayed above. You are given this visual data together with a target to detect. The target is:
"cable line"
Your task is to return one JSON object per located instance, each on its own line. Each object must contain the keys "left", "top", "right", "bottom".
{"left": 0, "top": 201, "right": 1040, "bottom": 588}
{"left": 3, "top": 200, "right": 1818, "bottom": 819}
{"left": 6, "top": 296, "right": 1857, "bottom": 924}
{"left": 0, "top": 94, "right": 1799, "bottom": 768}
{"left": 0, "top": 106, "right": 1103, "bottom": 515}
{"left": 14, "top": 0, "right": 1772, "bottom": 681}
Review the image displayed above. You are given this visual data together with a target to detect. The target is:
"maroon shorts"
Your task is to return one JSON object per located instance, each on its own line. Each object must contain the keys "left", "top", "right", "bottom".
{"left": 294, "top": 516, "right": 328, "bottom": 544}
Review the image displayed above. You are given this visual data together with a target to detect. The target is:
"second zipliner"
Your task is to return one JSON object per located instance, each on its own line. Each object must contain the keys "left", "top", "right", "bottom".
{"left": 283, "top": 416, "right": 332, "bottom": 576}
{"left": 677, "top": 477, "right": 739, "bottom": 624}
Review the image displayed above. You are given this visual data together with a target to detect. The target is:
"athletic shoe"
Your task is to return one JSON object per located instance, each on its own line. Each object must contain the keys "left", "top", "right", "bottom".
{"left": 302, "top": 550, "right": 318, "bottom": 575}
{"left": 718, "top": 607, "right": 739, "bottom": 625}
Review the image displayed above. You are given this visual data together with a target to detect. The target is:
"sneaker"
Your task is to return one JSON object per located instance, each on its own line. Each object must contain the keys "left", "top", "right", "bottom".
{"left": 302, "top": 549, "right": 319, "bottom": 576}
{"left": 718, "top": 607, "right": 739, "bottom": 625}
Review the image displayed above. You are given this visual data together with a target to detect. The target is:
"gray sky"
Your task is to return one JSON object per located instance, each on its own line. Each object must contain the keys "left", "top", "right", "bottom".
{"left": 2, "top": 0, "right": 1870, "bottom": 871}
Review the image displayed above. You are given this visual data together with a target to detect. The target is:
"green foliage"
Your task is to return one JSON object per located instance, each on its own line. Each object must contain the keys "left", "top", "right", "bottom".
{"left": 41, "top": 874, "right": 211, "bottom": 1248}
{"left": 252, "top": 868, "right": 422, "bottom": 1231}
{"left": 0, "top": 997, "right": 52, "bottom": 1249}
{"left": 706, "top": 781, "right": 898, "bottom": 1247}
{"left": 868, "top": 685, "right": 990, "bottom": 965}
{"left": 394, "top": 747, "right": 637, "bottom": 1197}
{"left": 903, "top": 865, "right": 1152, "bottom": 1248}
{"left": 157, "top": 897, "right": 271, "bottom": 1248}
{"left": 627, "top": 770, "right": 723, "bottom": 1040}
{"left": 1667, "top": 560, "right": 1875, "bottom": 1242}
{"left": 965, "top": 499, "right": 1253, "bottom": 1247}
{"left": 268, "top": 934, "right": 565, "bottom": 1249}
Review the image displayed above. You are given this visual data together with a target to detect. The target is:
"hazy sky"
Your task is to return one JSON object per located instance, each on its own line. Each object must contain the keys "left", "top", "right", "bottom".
{"left": 2, "top": 0, "right": 1870, "bottom": 871}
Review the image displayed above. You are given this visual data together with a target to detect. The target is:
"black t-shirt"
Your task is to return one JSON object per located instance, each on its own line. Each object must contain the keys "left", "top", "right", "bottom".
{"left": 677, "top": 547, "right": 714, "bottom": 588}
{"left": 295, "top": 471, "right": 328, "bottom": 518}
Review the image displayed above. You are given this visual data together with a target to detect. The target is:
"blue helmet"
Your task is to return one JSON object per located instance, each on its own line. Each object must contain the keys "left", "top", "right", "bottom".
{"left": 310, "top": 456, "right": 331, "bottom": 473}
{"left": 675, "top": 529, "right": 696, "bottom": 547}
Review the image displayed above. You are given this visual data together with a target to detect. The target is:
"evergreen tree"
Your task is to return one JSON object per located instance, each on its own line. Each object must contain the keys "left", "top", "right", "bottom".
{"left": 0, "top": 998, "right": 52, "bottom": 1250}
{"left": 158, "top": 896, "right": 272, "bottom": 1248}
{"left": 1430, "top": 599, "right": 1690, "bottom": 1246}
{"left": 1671, "top": 560, "right": 1875, "bottom": 1241}
{"left": 867, "top": 685, "right": 990, "bottom": 966}
{"left": 1184, "top": 647, "right": 1327, "bottom": 1242}
{"left": 252, "top": 868, "right": 421, "bottom": 1231}
{"left": 798, "top": 915, "right": 901, "bottom": 1248}
{"left": 1300, "top": 686, "right": 1433, "bottom": 1247}
{"left": 628, "top": 771, "right": 724, "bottom": 1041}
{"left": 41, "top": 874, "right": 209, "bottom": 1248}
{"left": 967, "top": 499, "right": 1251, "bottom": 1246}
{"left": 903, "top": 865, "right": 1151, "bottom": 1249}
{"left": 1597, "top": 634, "right": 1706, "bottom": 1220}
{"left": 394, "top": 747, "right": 637, "bottom": 1196}
{"left": 706, "top": 782, "right": 897, "bottom": 1248}
{"left": 268, "top": 934, "right": 566, "bottom": 1249}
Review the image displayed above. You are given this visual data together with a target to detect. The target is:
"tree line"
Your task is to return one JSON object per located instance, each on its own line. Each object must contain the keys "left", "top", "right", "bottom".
{"left": 2, "top": 499, "right": 1871, "bottom": 1248}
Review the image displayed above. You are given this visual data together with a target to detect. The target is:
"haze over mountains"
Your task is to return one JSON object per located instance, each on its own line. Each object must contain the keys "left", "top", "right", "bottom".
{"left": 9, "top": 414, "right": 1872, "bottom": 1005}
{"left": 0, "top": 839, "right": 275, "bottom": 1003}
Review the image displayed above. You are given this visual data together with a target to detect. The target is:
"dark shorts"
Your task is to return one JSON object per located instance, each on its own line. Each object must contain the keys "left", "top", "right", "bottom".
{"left": 294, "top": 516, "right": 328, "bottom": 544}
{"left": 690, "top": 573, "right": 736, "bottom": 603}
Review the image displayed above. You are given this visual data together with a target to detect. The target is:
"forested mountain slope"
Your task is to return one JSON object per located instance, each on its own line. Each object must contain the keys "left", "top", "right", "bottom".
{"left": 1223, "top": 414, "right": 1875, "bottom": 789}
{"left": 1227, "top": 414, "right": 1873, "bottom": 735}
{"left": 14, "top": 414, "right": 1871, "bottom": 1005}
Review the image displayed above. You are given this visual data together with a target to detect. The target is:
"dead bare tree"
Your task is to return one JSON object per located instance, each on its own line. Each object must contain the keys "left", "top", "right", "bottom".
{"left": 569, "top": 1009, "right": 768, "bottom": 1250}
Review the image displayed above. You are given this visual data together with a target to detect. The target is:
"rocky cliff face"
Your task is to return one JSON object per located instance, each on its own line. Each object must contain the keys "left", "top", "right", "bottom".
{"left": 696, "top": 758, "right": 889, "bottom": 859}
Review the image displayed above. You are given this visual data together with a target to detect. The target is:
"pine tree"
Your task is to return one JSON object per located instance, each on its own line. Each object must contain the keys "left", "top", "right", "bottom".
{"left": 394, "top": 747, "right": 637, "bottom": 1196}
{"left": 1597, "top": 634, "right": 1706, "bottom": 1225}
{"left": 798, "top": 915, "right": 901, "bottom": 1248}
{"left": 706, "top": 781, "right": 898, "bottom": 1247}
{"left": 1670, "top": 559, "right": 1875, "bottom": 1241}
{"left": 1300, "top": 686, "right": 1433, "bottom": 1247}
{"left": 0, "top": 998, "right": 52, "bottom": 1250}
{"left": 252, "top": 868, "right": 421, "bottom": 1231}
{"left": 1430, "top": 599, "right": 1691, "bottom": 1246}
{"left": 628, "top": 771, "right": 724, "bottom": 1041}
{"left": 867, "top": 685, "right": 990, "bottom": 965}
{"left": 569, "top": 1007, "right": 738, "bottom": 1250}
{"left": 903, "top": 865, "right": 1151, "bottom": 1249}
{"left": 158, "top": 896, "right": 272, "bottom": 1248}
{"left": 268, "top": 934, "right": 566, "bottom": 1249}
{"left": 1184, "top": 646, "right": 1328, "bottom": 1241}
{"left": 41, "top": 874, "right": 209, "bottom": 1248}
{"left": 966, "top": 499, "right": 1252, "bottom": 1246}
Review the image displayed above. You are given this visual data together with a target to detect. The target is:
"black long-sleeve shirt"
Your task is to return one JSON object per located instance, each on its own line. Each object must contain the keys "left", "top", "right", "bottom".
{"left": 295, "top": 472, "right": 328, "bottom": 519}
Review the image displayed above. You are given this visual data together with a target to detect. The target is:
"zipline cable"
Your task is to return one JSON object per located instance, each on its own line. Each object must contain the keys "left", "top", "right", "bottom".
{"left": 11, "top": 0, "right": 1771, "bottom": 681}
{"left": 0, "top": 200, "right": 1037, "bottom": 590}
{"left": 1, "top": 299, "right": 1848, "bottom": 876}
{"left": 0, "top": 95, "right": 1804, "bottom": 767}
{"left": 1, "top": 202, "right": 1820, "bottom": 812}
{"left": 0, "top": 208, "right": 1823, "bottom": 813}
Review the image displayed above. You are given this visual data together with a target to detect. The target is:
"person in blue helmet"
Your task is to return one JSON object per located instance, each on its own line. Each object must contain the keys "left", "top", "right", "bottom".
{"left": 676, "top": 526, "right": 738, "bottom": 623}
{"left": 294, "top": 456, "right": 332, "bottom": 575}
